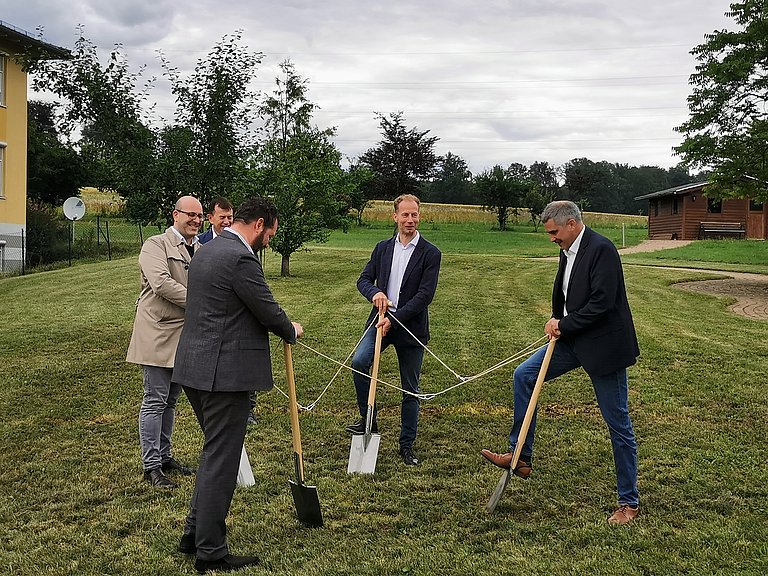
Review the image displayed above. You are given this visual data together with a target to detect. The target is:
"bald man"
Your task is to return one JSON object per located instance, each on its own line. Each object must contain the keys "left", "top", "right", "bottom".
{"left": 127, "top": 196, "right": 204, "bottom": 489}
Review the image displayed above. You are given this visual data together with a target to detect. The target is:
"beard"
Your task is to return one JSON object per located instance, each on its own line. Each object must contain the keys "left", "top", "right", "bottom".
{"left": 251, "top": 229, "right": 269, "bottom": 251}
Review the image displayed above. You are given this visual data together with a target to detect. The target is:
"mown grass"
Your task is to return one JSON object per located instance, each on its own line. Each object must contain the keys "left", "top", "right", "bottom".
{"left": 623, "top": 239, "right": 768, "bottom": 274}
{"left": 0, "top": 226, "right": 766, "bottom": 575}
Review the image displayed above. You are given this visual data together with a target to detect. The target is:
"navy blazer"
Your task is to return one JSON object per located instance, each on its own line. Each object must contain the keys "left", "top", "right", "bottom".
{"left": 357, "top": 234, "right": 441, "bottom": 347}
{"left": 172, "top": 230, "right": 296, "bottom": 392}
{"left": 553, "top": 227, "right": 639, "bottom": 377}
{"left": 197, "top": 228, "right": 214, "bottom": 245}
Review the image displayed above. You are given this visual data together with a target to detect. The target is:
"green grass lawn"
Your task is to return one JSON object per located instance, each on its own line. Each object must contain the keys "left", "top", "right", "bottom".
{"left": 0, "top": 226, "right": 766, "bottom": 575}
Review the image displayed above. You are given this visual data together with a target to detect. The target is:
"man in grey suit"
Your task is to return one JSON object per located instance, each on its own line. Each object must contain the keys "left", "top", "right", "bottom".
{"left": 172, "top": 196, "right": 303, "bottom": 573}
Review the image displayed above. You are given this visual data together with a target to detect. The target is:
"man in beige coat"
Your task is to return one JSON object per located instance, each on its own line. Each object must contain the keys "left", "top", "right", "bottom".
{"left": 126, "top": 196, "right": 203, "bottom": 488}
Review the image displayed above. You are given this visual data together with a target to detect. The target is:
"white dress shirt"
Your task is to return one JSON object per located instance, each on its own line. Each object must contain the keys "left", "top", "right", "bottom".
{"left": 387, "top": 232, "right": 420, "bottom": 311}
{"left": 561, "top": 226, "right": 585, "bottom": 317}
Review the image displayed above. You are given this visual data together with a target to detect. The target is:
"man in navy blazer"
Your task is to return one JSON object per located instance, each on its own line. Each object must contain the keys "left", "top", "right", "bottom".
{"left": 197, "top": 197, "right": 233, "bottom": 245}
{"left": 172, "top": 197, "right": 303, "bottom": 573}
{"left": 482, "top": 200, "right": 640, "bottom": 525}
{"left": 347, "top": 194, "right": 441, "bottom": 466}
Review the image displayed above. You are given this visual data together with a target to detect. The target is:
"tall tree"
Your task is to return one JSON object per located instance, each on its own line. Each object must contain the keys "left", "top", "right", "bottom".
{"left": 360, "top": 112, "right": 440, "bottom": 199}
{"left": 253, "top": 60, "right": 348, "bottom": 276}
{"left": 161, "top": 31, "right": 262, "bottom": 208}
{"left": 675, "top": 1, "right": 768, "bottom": 200}
{"left": 422, "top": 152, "right": 476, "bottom": 204}
{"left": 28, "top": 30, "right": 158, "bottom": 220}
{"left": 26, "top": 100, "right": 85, "bottom": 206}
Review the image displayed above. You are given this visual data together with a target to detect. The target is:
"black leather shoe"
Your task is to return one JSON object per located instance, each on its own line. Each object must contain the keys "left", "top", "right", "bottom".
{"left": 345, "top": 418, "right": 378, "bottom": 435}
{"left": 399, "top": 446, "right": 420, "bottom": 466}
{"left": 178, "top": 532, "right": 196, "bottom": 554}
{"left": 195, "top": 553, "right": 260, "bottom": 574}
{"left": 161, "top": 457, "right": 196, "bottom": 476}
{"left": 143, "top": 467, "right": 178, "bottom": 489}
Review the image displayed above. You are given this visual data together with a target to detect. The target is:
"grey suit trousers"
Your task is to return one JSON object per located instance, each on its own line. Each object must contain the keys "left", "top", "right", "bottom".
{"left": 182, "top": 386, "right": 250, "bottom": 561}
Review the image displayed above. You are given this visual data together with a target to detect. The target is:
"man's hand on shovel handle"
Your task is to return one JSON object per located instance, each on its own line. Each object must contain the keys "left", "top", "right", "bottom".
{"left": 545, "top": 318, "right": 560, "bottom": 340}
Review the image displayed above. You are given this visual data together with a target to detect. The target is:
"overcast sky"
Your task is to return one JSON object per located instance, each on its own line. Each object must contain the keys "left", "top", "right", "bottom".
{"left": 4, "top": 1, "right": 735, "bottom": 174}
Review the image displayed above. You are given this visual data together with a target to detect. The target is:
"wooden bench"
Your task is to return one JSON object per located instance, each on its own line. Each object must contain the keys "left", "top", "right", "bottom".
{"left": 698, "top": 221, "right": 746, "bottom": 239}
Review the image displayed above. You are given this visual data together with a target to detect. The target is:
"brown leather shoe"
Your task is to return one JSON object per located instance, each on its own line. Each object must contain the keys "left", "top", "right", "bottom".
{"left": 608, "top": 504, "right": 639, "bottom": 525}
{"left": 480, "top": 449, "right": 532, "bottom": 479}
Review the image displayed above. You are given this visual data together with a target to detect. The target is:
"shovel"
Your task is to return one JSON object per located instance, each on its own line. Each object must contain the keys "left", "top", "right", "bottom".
{"left": 486, "top": 337, "right": 557, "bottom": 513}
{"left": 284, "top": 342, "right": 323, "bottom": 527}
{"left": 236, "top": 445, "right": 256, "bottom": 487}
{"left": 347, "top": 312, "right": 384, "bottom": 474}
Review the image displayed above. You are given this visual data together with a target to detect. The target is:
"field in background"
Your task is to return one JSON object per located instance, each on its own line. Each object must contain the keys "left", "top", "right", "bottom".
{"left": 363, "top": 200, "right": 648, "bottom": 228}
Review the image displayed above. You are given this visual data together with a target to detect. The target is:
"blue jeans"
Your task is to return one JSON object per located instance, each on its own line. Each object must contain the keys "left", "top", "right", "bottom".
{"left": 352, "top": 325, "right": 424, "bottom": 449}
{"left": 139, "top": 365, "right": 182, "bottom": 471}
{"left": 510, "top": 341, "right": 639, "bottom": 507}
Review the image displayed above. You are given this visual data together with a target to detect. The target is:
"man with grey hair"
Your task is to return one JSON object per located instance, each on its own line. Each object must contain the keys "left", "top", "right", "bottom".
{"left": 127, "top": 196, "right": 204, "bottom": 489}
{"left": 481, "top": 200, "right": 640, "bottom": 525}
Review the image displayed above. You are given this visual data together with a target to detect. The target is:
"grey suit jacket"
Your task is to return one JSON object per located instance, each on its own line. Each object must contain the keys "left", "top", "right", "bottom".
{"left": 172, "top": 231, "right": 296, "bottom": 392}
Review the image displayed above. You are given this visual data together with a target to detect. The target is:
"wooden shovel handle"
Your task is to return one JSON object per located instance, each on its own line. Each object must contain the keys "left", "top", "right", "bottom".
{"left": 509, "top": 338, "right": 557, "bottom": 471}
{"left": 284, "top": 342, "right": 304, "bottom": 482}
{"left": 366, "top": 312, "right": 385, "bottom": 407}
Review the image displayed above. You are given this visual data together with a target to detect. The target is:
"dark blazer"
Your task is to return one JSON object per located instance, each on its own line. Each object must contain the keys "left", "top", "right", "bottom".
{"left": 197, "top": 228, "right": 214, "bottom": 244}
{"left": 357, "top": 234, "right": 441, "bottom": 346}
{"left": 172, "top": 230, "right": 296, "bottom": 392}
{"left": 553, "top": 226, "right": 639, "bottom": 377}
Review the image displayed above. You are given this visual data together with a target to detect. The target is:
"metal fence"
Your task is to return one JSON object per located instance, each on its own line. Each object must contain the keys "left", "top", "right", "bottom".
{"left": 1, "top": 217, "right": 164, "bottom": 276}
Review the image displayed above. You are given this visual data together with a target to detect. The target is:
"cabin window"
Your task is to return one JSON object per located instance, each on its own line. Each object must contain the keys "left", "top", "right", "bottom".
{"left": 672, "top": 197, "right": 679, "bottom": 215}
{"left": 749, "top": 199, "right": 764, "bottom": 211}
{"left": 652, "top": 200, "right": 658, "bottom": 217}
{"left": 707, "top": 198, "right": 722, "bottom": 213}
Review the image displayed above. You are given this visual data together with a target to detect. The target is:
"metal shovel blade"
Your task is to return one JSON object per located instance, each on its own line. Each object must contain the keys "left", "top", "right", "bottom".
{"left": 486, "top": 469, "right": 511, "bottom": 513}
{"left": 236, "top": 444, "right": 256, "bottom": 488}
{"left": 289, "top": 478, "right": 323, "bottom": 528}
{"left": 347, "top": 433, "right": 381, "bottom": 474}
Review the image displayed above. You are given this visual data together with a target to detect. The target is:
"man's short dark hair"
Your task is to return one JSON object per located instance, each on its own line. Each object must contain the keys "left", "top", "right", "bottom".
{"left": 233, "top": 196, "right": 278, "bottom": 228}
{"left": 208, "top": 197, "right": 233, "bottom": 214}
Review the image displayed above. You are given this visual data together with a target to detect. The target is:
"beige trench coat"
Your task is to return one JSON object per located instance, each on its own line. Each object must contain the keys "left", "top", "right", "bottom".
{"left": 126, "top": 227, "right": 197, "bottom": 367}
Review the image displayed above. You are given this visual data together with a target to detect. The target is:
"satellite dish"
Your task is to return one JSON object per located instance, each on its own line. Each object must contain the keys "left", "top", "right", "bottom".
{"left": 63, "top": 197, "right": 86, "bottom": 221}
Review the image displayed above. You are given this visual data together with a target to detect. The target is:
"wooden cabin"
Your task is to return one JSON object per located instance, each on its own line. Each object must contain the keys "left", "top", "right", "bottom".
{"left": 635, "top": 181, "right": 768, "bottom": 240}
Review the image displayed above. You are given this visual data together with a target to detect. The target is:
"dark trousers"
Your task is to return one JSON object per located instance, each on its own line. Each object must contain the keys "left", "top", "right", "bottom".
{"left": 182, "top": 386, "right": 250, "bottom": 561}
{"left": 352, "top": 326, "right": 424, "bottom": 449}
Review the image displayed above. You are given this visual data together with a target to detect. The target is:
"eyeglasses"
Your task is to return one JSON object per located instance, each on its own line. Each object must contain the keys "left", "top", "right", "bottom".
{"left": 176, "top": 209, "right": 204, "bottom": 220}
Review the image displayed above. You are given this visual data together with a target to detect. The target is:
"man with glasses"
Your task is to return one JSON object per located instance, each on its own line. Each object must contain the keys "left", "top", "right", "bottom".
{"left": 127, "top": 196, "right": 204, "bottom": 489}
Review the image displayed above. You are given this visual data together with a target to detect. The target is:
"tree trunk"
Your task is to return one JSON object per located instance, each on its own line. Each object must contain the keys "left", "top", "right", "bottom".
{"left": 281, "top": 253, "right": 291, "bottom": 277}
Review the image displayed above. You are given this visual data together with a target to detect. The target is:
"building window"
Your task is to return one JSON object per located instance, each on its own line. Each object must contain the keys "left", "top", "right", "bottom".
{"left": 652, "top": 200, "right": 658, "bottom": 217}
{"left": 750, "top": 199, "right": 764, "bottom": 211}
{"left": 672, "top": 197, "right": 679, "bottom": 215}
{"left": 0, "top": 144, "right": 5, "bottom": 198}
{"left": 707, "top": 198, "right": 722, "bottom": 213}
{"left": 0, "top": 55, "right": 5, "bottom": 106}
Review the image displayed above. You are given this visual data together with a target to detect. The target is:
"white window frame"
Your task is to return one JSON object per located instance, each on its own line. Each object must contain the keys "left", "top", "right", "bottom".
{"left": 0, "top": 54, "right": 5, "bottom": 107}
{"left": 0, "top": 143, "right": 5, "bottom": 199}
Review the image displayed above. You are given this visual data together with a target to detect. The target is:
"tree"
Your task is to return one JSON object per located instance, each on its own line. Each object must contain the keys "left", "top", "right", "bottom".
{"left": 422, "top": 152, "right": 476, "bottom": 204}
{"left": 675, "top": 2, "right": 768, "bottom": 200}
{"left": 26, "top": 100, "right": 85, "bottom": 206}
{"left": 28, "top": 30, "right": 159, "bottom": 222}
{"left": 161, "top": 31, "right": 262, "bottom": 209}
{"left": 360, "top": 112, "right": 440, "bottom": 199}
{"left": 343, "top": 162, "right": 376, "bottom": 225}
{"left": 253, "top": 60, "right": 348, "bottom": 276}
{"left": 561, "top": 158, "right": 620, "bottom": 213}
{"left": 475, "top": 164, "right": 533, "bottom": 230}
{"left": 524, "top": 161, "right": 560, "bottom": 230}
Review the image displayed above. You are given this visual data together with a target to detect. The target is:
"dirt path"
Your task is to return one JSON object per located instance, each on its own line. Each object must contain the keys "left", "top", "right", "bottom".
{"left": 618, "top": 241, "right": 768, "bottom": 321}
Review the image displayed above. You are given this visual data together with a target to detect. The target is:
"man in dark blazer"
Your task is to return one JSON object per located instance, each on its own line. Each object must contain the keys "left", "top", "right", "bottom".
{"left": 197, "top": 197, "right": 233, "bottom": 245}
{"left": 172, "top": 197, "right": 303, "bottom": 573}
{"left": 347, "top": 194, "right": 441, "bottom": 466}
{"left": 481, "top": 200, "right": 640, "bottom": 525}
